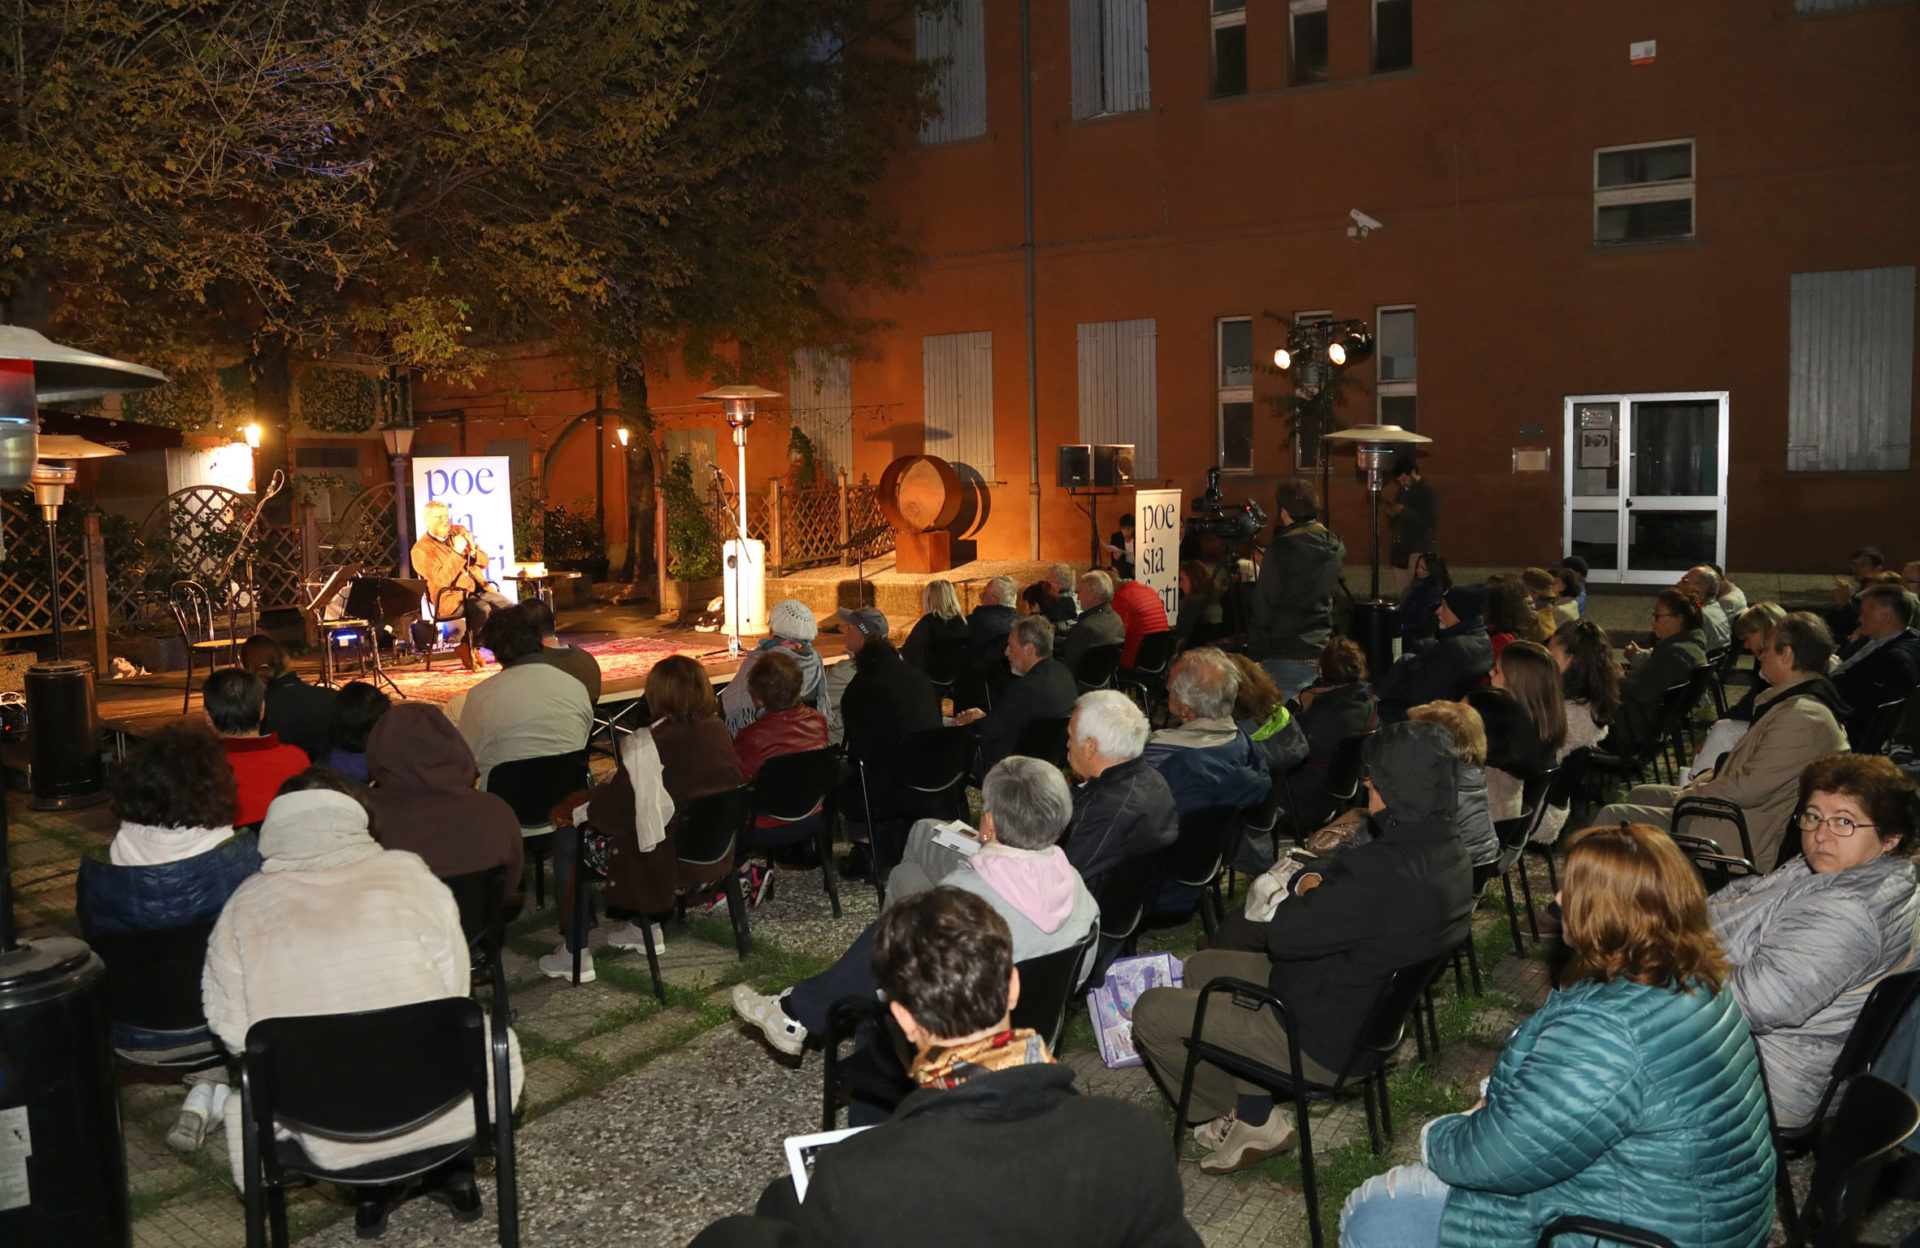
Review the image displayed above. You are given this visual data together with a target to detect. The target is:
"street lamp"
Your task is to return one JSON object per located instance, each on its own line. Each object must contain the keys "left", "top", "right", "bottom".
{"left": 379, "top": 367, "right": 415, "bottom": 576}
{"left": 697, "top": 384, "right": 781, "bottom": 647}
{"left": 1323, "top": 422, "right": 1432, "bottom": 676}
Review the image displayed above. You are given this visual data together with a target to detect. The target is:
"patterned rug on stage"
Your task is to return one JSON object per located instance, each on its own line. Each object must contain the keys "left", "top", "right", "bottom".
{"left": 383, "top": 635, "right": 719, "bottom": 703}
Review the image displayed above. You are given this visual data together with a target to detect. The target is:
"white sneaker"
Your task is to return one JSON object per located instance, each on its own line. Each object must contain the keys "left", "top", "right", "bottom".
{"left": 538, "top": 942, "right": 596, "bottom": 983}
{"left": 731, "top": 984, "right": 807, "bottom": 1056}
{"left": 167, "top": 1082, "right": 215, "bottom": 1152}
{"left": 206, "top": 1083, "right": 232, "bottom": 1131}
{"left": 1191, "top": 1113, "right": 1236, "bottom": 1150}
{"left": 605, "top": 921, "right": 665, "bottom": 951}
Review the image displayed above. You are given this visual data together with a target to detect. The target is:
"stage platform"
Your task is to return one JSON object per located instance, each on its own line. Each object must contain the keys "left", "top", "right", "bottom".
{"left": 766, "top": 556, "right": 1075, "bottom": 624}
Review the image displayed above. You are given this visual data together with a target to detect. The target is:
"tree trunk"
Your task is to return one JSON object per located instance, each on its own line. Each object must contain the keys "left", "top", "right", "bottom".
{"left": 617, "top": 364, "right": 656, "bottom": 587}
{"left": 251, "top": 346, "right": 294, "bottom": 523}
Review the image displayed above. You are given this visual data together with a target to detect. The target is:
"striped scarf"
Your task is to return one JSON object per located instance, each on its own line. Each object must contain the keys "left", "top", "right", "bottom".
{"left": 910, "top": 1027, "right": 1055, "bottom": 1090}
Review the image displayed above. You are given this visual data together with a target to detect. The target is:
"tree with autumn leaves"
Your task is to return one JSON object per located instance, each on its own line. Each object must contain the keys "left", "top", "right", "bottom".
{"left": 0, "top": 0, "right": 935, "bottom": 572}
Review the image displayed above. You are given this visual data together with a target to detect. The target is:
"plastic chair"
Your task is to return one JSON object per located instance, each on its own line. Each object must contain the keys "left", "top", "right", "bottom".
{"left": 1009, "top": 927, "right": 1100, "bottom": 1052}
{"left": 1281, "top": 728, "right": 1376, "bottom": 838}
{"left": 921, "top": 636, "right": 968, "bottom": 699}
{"left": 1011, "top": 714, "right": 1071, "bottom": 771}
{"left": 1170, "top": 953, "right": 1455, "bottom": 1248}
{"left": 238, "top": 997, "right": 518, "bottom": 1248}
{"left": 1589, "top": 679, "right": 1693, "bottom": 787}
{"left": 743, "top": 747, "right": 844, "bottom": 918}
{"left": 1786, "top": 1074, "right": 1920, "bottom": 1248}
{"left": 1155, "top": 805, "right": 1244, "bottom": 938}
{"left": 1091, "top": 847, "right": 1170, "bottom": 958}
{"left": 484, "top": 750, "right": 591, "bottom": 909}
{"left": 859, "top": 724, "right": 976, "bottom": 900}
{"left": 1672, "top": 666, "right": 1718, "bottom": 759}
{"left": 84, "top": 921, "right": 224, "bottom": 1067}
{"left": 169, "top": 579, "right": 247, "bottom": 713}
{"left": 1536, "top": 1217, "right": 1678, "bottom": 1247}
{"left": 1120, "top": 630, "right": 1177, "bottom": 719}
{"left": 444, "top": 865, "right": 511, "bottom": 976}
{"left": 1859, "top": 696, "right": 1909, "bottom": 754}
{"left": 672, "top": 785, "right": 755, "bottom": 957}
{"left": 1073, "top": 643, "right": 1124, "bottom": 693}
{"left": 1671, "top": 793, "right": 1757, "bottom": 864}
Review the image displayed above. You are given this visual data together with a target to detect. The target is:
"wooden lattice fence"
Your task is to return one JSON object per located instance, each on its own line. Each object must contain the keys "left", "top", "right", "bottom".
{"left": 317, "top": 484, "right": 401, "bottom": 577}
{"left": 132, "top": 486, "right": 306, "bottom": 617}
{"left": 0, "top": 496, "right": 91, "bottom": 640}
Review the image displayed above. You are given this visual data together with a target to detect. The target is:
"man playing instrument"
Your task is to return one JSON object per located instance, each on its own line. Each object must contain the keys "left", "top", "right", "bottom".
{"left": 411, "top": 500, "right": 514, "bottom": 671}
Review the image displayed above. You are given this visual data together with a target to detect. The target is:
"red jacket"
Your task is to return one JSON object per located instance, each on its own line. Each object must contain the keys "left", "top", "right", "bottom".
{"left": 1112, "top": 578, "right": 1170, "bottom": 668}
{"left": 734, "top": 706, "right": 830, "bottom": 783}
{"left": 222, "top": 735, "right": 311, "bottom": 827}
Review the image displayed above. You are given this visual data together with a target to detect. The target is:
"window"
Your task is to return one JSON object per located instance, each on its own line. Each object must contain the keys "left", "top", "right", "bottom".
{"left": 1070, "top": 0, "right": 1151, "bottom": 119}
{"left": 1373, "top": 0, "right": 1412, "bottom": 72}
{"left": 1077, "top": 318, "right": 1159, "bottom": 478}
{"left": 789, "top": 348, "right": 854, "bottom": 480}
{"left": 1211, "top": 0, "right": 1247, "bottom": 98}
{"left": 923, "top": 332, "right": 995, "bottom": 479}
{"left": 1788, "top": 266, "right": 1915, "bottom": 472}
{"left": 1594, "top": 139, "right": 1695, "bottom": 245}
{"left": 1292, "top": 309, "right": 1331, "bottom": 471}
{"left": 1290, "top": 0, "right": 1328, "bottom": 85}
{"left": 917, "top": 0, "right": 987, "bottom": 144}
{"left": 1216, "top": 318, "right": 1254, "bottom": 470}
{"left": 1376, "top": 306, "right": 1417, "bottom": 429}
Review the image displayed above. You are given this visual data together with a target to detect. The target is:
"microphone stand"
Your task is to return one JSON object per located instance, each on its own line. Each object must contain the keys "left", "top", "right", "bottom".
{"left": 211, "top": 469, "right": 287, "bottom": 642}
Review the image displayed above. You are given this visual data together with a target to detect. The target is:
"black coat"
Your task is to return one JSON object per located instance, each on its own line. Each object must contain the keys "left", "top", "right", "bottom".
{"left": 977, "top": 657, "right": 1079, "bottom": 774}
{"left": 1264, "top": 722, "right": 1475, "bottom": 1070}
{"left": 261, "top": 670, "right": 336, "bottom": 759}
{"left": 1374, "top": 619, "right": 1493, "bottom": 715}
{"left": 900, "top": 612, "right": 968, "bottom": 671}
{"left": 965, "top": 603, "right": 1017, "bottom": 661}
{"left": 1063, "top": 755, "right": 1180, "bottom": 887}
{"left": 839, "top": 645, "right": 941, "bottom": 815}
{"left": 1616, "top": 627, "right": 1707, "bottom": 748}
{"left": 771, "top": 1064, "right": 1202, "bottom": 1248}
{"left": 1286, "top": 682, "right": 1378, "bottom": 825}
{"left": 1464, "top": 686, "right": 1557, "bottom": 780}
{"left": 1832, "top": 628, "right": 1920, "bottom": 748}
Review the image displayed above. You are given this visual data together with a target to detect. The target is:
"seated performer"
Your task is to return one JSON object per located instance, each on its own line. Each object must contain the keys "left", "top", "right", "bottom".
{"left": 410, "top": 499, "right": 513, "bottom": 671}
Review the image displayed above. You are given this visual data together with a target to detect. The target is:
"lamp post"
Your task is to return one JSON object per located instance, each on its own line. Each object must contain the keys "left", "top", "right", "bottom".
{"left": 380, "top": 368, "right": 415, "bottom": 577}
{"left": 1323, "top": 423, "right": 1432, "bottom": 677}
{"left": 697, "top": 385, "right": 780, "bottom": 649}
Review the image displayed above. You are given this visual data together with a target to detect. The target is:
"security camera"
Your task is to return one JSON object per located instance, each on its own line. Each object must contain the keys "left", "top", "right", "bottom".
{"left": 1347, "top": 209, "right": 1384, "bottom": 238}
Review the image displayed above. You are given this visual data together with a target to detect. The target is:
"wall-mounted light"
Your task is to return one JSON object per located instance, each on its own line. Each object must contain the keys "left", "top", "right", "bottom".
{"left": 244, "top": 423, "right": 262, "bottom": 449}
{"left": 616, "top": 425, "right": 630, "bottom": 448}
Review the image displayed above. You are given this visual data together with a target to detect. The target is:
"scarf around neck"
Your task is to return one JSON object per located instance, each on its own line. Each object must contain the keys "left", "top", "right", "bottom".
{"left": 257, "top": 790, "right": 384, "bottom": 873}
{"left": 911, "top": 1027, "right": 1054, "bottom": 1089}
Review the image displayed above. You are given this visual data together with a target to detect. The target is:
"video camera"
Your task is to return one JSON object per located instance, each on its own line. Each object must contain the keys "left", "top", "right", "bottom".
{"left": 1187, "top": 466, "right": 1268, "bottom": 544}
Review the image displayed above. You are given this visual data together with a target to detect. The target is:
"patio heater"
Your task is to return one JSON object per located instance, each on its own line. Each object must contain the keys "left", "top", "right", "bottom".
{"left": 697, "top": 385, "right": 780, "bottom": 648}
{"left": 0, "top": 326, "right": 163, "bottom": 1248}
{"left": 1323, "top": 423, "right": 1431, "bottom": 678}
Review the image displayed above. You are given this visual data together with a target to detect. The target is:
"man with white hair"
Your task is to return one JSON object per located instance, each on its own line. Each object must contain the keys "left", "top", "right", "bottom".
{"left": 966, "top": 574, "right": 1020, "bottom": 661}
{"left": 410, "top": 499, "right": 516, "bottom": 671}
{"left": 1047, "top": 563, "right": 1080, "bottom": 623}
{"left": 1064, "top": 691, "right": 1179, "bottom": 887}
{"left": 1060, "top": 570, "right": 1125, "bottom": 673}
{"left": 1141, "top": 648, "right": 1270, "bottom": 814}
{"left": 1681, "top": 566, "right": 1732, "bottom": 650}
{"left": 956, "top": 615, "right": 1078, "bottom": 776}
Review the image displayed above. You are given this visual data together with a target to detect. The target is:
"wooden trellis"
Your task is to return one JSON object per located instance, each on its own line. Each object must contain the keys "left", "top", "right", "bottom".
{"left": 134, "top": 486, "right": 305, "bottom": 615}
{"left": 0, "top": 496, "right": 91, "bottom": 640}
{"left": 317, "top": 483, "right": 401, "bottom": 576}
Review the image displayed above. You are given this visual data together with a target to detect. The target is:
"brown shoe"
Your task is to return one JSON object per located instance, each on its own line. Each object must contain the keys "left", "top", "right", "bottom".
{"left": 455, "top": 639, "right": 482, "bottom": 672}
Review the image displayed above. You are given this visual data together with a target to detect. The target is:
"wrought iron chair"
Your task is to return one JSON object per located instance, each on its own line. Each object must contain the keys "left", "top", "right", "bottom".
{"left": 169, "top": 579, "right": 250, "bottom": 713}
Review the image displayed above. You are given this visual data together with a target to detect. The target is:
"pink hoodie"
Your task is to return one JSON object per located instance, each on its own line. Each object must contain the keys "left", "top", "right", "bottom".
{"left": 968, "top": 845, "right": 1079, "bottom": 933}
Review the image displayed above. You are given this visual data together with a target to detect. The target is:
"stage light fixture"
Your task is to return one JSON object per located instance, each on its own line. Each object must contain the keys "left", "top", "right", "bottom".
{"left": 1327, "top": 341, "right": 1347, "bottom": 366}
{"left": 1273, "top": 347, "right": 1292, "bottom": 370}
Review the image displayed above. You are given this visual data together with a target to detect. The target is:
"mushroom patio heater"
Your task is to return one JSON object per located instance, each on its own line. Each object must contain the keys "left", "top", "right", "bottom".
{"left": 0, "top": 326, "right": 164, "bottom": 1248}
{"left": 697, "top": 385, "right": 780, "bottom": 646}
{"left": 1322, "top": 423, "right": 1432, "bottom": 678}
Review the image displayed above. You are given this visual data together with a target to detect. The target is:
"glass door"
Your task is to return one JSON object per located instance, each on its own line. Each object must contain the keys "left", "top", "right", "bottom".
{"left": 1563, "top": 391, "right": 1728, "bottom": 585}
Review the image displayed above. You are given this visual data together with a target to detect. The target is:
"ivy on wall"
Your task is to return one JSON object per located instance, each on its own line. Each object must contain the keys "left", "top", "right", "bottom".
{"left": 120, "top": 367, "right": 223, "bottom": 431}
{"left": 296, "top": 366, "right": 380, "bottom": 434}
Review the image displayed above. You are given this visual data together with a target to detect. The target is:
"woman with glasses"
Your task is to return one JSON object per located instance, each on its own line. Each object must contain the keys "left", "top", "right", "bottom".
{"left": 1708, "top": 753, "right": 1918, "bottom": 1130}
{"left": 1614, "top": 588, "right": 1707, "bottom": 750}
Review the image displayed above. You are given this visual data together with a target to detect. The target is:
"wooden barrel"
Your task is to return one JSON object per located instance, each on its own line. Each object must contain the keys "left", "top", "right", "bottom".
{"left": 876, "top": 454, "right": 964, "bottom": 533}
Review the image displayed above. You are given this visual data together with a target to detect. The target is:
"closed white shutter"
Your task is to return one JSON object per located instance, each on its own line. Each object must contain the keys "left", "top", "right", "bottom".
{"left": 917, "top": 0, "right": 987, "bottom": 144}
{"left": 787, "top": 348, "right": 853, "bottom": 480}
{"left": 1788, "top": 266, "right": 1915, "bottom": 472}
{"left": 1070, "top": 0, "right": 1150, "bottom": 119}
{"left": 1077, "top": 318, "right": 1158, "bottom": 478}
{"left": 923, "top": 332, "right": 995, "bottom": 479}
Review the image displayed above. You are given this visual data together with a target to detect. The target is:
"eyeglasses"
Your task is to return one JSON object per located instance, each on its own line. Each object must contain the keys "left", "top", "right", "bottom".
{"left": 1797, "top": 810, "right": 1877, "bottom": 838}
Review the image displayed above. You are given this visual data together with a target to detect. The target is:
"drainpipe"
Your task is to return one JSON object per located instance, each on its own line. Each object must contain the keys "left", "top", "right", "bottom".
{"left": 1022, "top": 0, "right": 1040, "bottom": 560}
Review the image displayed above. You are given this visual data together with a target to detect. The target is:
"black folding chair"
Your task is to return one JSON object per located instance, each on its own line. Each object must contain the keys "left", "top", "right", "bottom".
{"left": 921, "top": 636, "right": 967, "bottom": 700}
{"left": 675, "top": 786, "right": 756, "bottom": 962}
{"left": 1786, "top": 1074, "right": 1920, "bottom": 1248}
{"left": 744, "top": 747, "right": 844, "bottom": 918}
{"left": 1672, "top": 793, "right": 1757, "bottom": 865}
{"left": 1073, "top": 643, "right": 1124, "bottom": 693}
{"left": 1281, "top": 728, "right": 1375, "bottom": 838}
{"left": 1523, "top": 749, "right": 1590, "bottom": 896}
{"left": 1589, "top": 679, "right": 1692, "bottom": 789}
{"left": 860, "top": 724, "right": 975, "bottom": 901}
{"left": 1010, "top": 927, "right": 1100, "bottom": 1052}
{"left": 1170, "top": 953, "right": 1454, "bottom": 1248}
{"left": 485, "top": 750, "right": 591, "bottom": 909}
{"left": 85, "top": 921, "right": 224, "bottom": 1068}
{"left": 1120, "top": 630, "right": 1177, "bottom": 721}
{"left": 1537, "top": 1217, "right": 1678, "bottom": 1248}
{"left": 239, "top": 997, "right": 518, "bottom": 1248}
{"left": 1155, "top": 805, "right": 1244, "bottom": 939}
{"left": 1091, "top": 847, "right": 1170, "bottom": 961}
{"left": 1859, "top": 697, "right": 1908, "bottom": 755}
{"left": 1672, "top": 665, "right": 1717, "bottom": 760}
{"left": 1011, "top": 714, "right": 1072, "bottom": 771}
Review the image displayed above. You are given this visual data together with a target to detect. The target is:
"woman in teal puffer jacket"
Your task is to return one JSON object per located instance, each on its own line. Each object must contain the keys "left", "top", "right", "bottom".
{"left": 1340, "top": 822, "right": 1776, "bottom": 1248}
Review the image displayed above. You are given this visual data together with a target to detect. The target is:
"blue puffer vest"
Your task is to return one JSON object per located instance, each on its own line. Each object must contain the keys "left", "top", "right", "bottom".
{"left": 1427, "top": 978, "right": 1774, "bottom": 1248}
{"left": 76, "top": 835, "right": 261, "bottom": 936}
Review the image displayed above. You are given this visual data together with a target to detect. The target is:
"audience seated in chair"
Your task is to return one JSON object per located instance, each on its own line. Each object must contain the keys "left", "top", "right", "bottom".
{"left": 1680, "top": 565, "right": 1733, "bottom": 651}
{"left": 323, "top": 681, "right": 390, "bottom": 784}
{"left": 722, "top": 598, "right": 824, "bottom": 735}
{"left": 1828, "top": 582, "right": 1920, "bottom": 749}
{"left": 831, "top": 606, "right": 940, "bottom": 838}
{"left": 734, "top": 650, "right": 830, "bottom": 785}
{"left": 240, "top": 634, "right": 336, "bottom": 760}
{"left": 203, "top": 667, "right": 310, "bottom": 827}
{"left": 696, "top": 886, "right": 1201, "bottom": 1248}
{"left": 547, "top": 653, "right": 742, "bottom": 982}
{"left": 1112, "top": 573, "right": 1170, "bottom": 670}
{"left": 1683, "top": 602, "right": 1785, "bottom": 781}
{"left": 965, "top": 574, "right": 1019, "bottom": 662}
{"left": 520, "top": 597, "right": 602, "bottom": 703}
{"left": 1288, "top": 638, "right": 1380, "bottom": 827}
{"left": 1338, "top": 823, "right": 1775, "bottom": 1248}
{"left": 1709, "top": 754, "right": 1918, "bottom": 1131}
{"left": 1534, "top": 620, "right": 1620, "bottom": 844}
{"left": 899, "top": 579, "right": 968, "bottom": 672}
{"left": 1229, "top": 654, "right": 1310, "bottom": 778}
{"left": 1484, "top": 574, "right": 1545, "bottom": 658}
{"left": 730, "top": 757, "right": 1099, "bottom": 1070}
{"left": 1403, "top": 701, "right": 1498, "bottom": 869}
{"left": 76, "top": 724, "right": 259, "bottom": 1153}
{"left": 1131, "top": 720, "right": 1474, "bottom": 1175}
{"left": 1466, "top": 640, "right": 1565, "bottom": 822}
{"left": 1248, "top": 479, "right": 1346, "bottom": 699}
{"left": 364, "top": 702, "right": 525, "bottom": 885}
{"left": 1141, "top": 648, "right": 1270, "bottom": 815}
{"left": 201, "top": 768, "right": 524, "bottom": 1234}
{"left": 1061, "top": 691, "right": 1179, "bottom": 890}
{"left": 955, "top": 614, "right": 1077, "bottom": 778}
{"left": 1614, "top": 588, "right": 1709, "bottom": 750}
{"left": 1060, "top": 571, "right": 1125, "bottom": 674}
{"left": 445, "top": 604, "right": 594, "bottom": 788}
{"left": 1598, "top": 612, "right": 1850, "bottom": 871}
{"left": 1396, "top": 552, "right": 1448, "bottom": 646}
{"left": 1374, "top": 585, "right": 1493, "bottom": 720}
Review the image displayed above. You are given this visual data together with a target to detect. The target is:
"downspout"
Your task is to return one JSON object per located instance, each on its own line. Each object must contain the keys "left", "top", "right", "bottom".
{"left": 1021, "top": 0, "right": 1040, "bottom": 560}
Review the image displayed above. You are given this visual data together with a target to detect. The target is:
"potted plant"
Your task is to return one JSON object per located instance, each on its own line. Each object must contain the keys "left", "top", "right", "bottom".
{"left": 662, "top": 454, "right": 722, "bottom": 617}
{"left": 543, "top": 501, "right": 610, "bottom": 585}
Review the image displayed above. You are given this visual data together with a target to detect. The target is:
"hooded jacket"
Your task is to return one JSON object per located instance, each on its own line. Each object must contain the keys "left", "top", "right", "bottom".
{"left": 364, "top": 703, "right": 525, "bottom": 882}
{"left": 1711, "top": 854, "right": 1918, "bottom": 1128}
{"left": 1248, "top": 519, "right": 1346, "bottom": 663}
{"left": 1375, "top": 618, "right": 1494, "bottom": 714}
{"left": 1063, "top": 755, "right": 1180, "bottom": 887}
{"left": 1140, "top": 718, "right": 1270, "bottom": 815}
{"left": 1680, "top": 673, "right": 1850, "bottom": 870}
{"left": 1261, "top": 721, "right": 1475, "bottom": 1069}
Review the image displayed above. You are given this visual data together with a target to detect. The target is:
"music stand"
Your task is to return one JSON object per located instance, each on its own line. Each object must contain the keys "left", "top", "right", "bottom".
{"left": 301, "top": 563, "right": 373, "bottom": 690}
